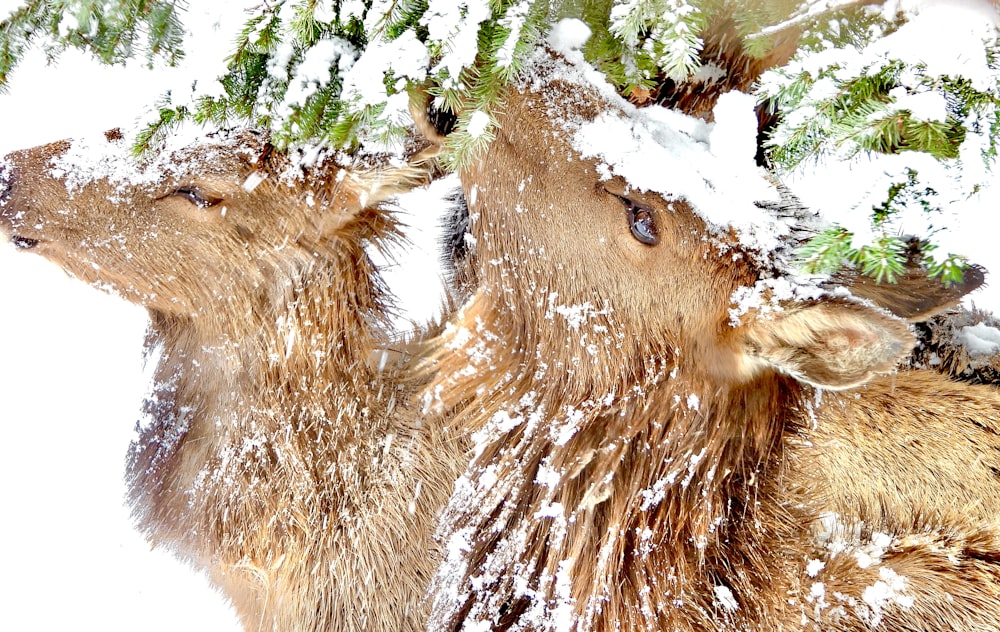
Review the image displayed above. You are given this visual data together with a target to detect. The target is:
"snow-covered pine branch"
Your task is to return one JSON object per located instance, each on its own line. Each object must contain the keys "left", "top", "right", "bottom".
{"left": 1, "top": 0, "right": 997, "bottom": 285}
{"left": 0, "top": 0, "right": 184, "bottom": 90}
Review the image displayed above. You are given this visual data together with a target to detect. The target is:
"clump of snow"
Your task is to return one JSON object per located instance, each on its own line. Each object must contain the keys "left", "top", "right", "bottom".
{"left": 467, "top": 111, "right": 492, "bottom": 139}
{"left": 341, "top": 30, "right": 429, "bottom": 111}
{"left": 551, "top": 560, "right": 577, "bottom": 630}
{"left": 693, "top": 62, "right": 726, "bottom": 83}
{"left": 679, "top": 447, "right": 707, "bottom": 489}
{"left": 241, "top": 170, "right": 268, "bottom": 193}
{"left": 0, "top": 155, "right": 11, "bottom": 204}
{"left": 57, "top": 12, "right": 80, "bottom": 37}
{"left": 639, "top": 473, "right": 678, "bottom": 510}
{"left": 544, "top": 293, "right": 611, "bottom": 332}
{"left": 46, "top": 127, "right": 254, "bottom": 201}
{"left": 728, "top": 274, "right": 828, "bottom": 325}
{"left": 887, "top": 87, "right": 948, "bottom": 123}
{"left": 551, "top": 405, "right": 585, "bottom": 446}
{"left": 423, "top": 0, "right": 491, "bottom": 90}
{"left": 878, "top": 2, "right": 997, "bottom": 92}
{"left": 956, "top": 323, "right": 1000, "bottom": 358}
{"left": 547, "top": 18, "right": 592, "bottom": 54}
{"left": 48, "top": 131, "right": 162, "bottom": 198}
{"left": 535, "top": 462, "right": 562, "bottom": 489}
{"left": 686, "top": 393, "right": 700, "bottom": 411}
{"left": 311, "top": 0, "right": 337, "bottom": 23}
{"left": 714, "top": 584, "right": 739, "bottom": 612}
{"left": 806, "top": 558, "right": 825, "bottom": 578}
{"left": 435, "top": 525, "right": 475, "bottom": 608}
{"left": 809, "top": 581, "right": 826, "bottom": 603}
{"left": 854, "top": 531, "right": 893, "bottom": 569}
{"left": 809, "top": 513, "right": 917, "bottom": 624}
{"left": 497, "top": 1, "right": 533, "bottom": 66}
{"left": 860, "top": 567, "right": 915, "bottom": 627}
{"left": 813, "top": 514, "right": 902, "bottom": 574}
{"left": 279, "top": 37, "right": 357, "bottom": 118}
{"left": 709, "top": 90, "right": 759, "bottom": 166}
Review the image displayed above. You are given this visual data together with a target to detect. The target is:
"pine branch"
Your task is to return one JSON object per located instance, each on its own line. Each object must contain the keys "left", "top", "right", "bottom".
{"left": 5, "top": 0, "right": 998, "bottom": 289}
{"left": 1, "top": 2, "right": 56, "bottom": 91}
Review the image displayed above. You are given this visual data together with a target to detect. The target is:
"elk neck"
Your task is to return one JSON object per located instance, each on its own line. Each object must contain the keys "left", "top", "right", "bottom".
{"left": 426, "top": 289, "right": 808, "bottom": 629}
{"left": 126, "top": 232, "right": 402, "bottom": 549}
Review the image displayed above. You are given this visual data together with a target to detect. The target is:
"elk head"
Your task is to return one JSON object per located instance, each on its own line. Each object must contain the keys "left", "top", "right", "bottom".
{"left": 420, "top": 51, "right": 928, "bottom": 400}
{"left": 0, "top": 129, "right": 427, "bottom": 325}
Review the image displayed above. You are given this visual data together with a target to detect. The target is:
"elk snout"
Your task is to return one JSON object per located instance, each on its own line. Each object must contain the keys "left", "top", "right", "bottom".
{"left": 0, "top": 159, "right": 11, "bottom": 207}
{"left": 0, "top": 160, "right": 14, "bottom": 246}
{"left": 0, "top": 159, "right": 39, "bottom": 249}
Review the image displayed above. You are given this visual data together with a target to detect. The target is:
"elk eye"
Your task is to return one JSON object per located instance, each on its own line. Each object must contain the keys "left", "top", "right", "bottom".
{"left": 620, "top": 197, "right": 658, "bottom": 246}
{"left": 173, "top": 187, "right": 221, "bottom": 208}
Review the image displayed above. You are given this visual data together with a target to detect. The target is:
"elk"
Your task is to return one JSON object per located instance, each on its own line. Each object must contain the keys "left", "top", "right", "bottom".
{"left": 414, "top": 45, "right": 1000, "bottom": 631}
{"left": 0, "top": 130, "right": 466, "bottom": 631}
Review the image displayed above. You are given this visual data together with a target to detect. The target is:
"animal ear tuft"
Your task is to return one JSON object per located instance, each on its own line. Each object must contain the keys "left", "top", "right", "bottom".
{"left": 409, "top": 86, "right": 457, "bottom": 148}
{"left": 742, "top": 301, "right": 914, "bottom": 390}
{"left": 350, "top": 165, "right": 434, "bottom": 210}
{"left": 834, "top": 260, "right": 986, "bottom": 323}
{"left": 310, "top": 163, "right": 435, "bottom": 237}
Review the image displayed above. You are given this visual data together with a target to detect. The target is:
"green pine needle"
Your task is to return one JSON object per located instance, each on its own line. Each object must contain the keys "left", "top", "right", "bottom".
{"left": 2, "top": 0, "right": 996, "bottom": 289}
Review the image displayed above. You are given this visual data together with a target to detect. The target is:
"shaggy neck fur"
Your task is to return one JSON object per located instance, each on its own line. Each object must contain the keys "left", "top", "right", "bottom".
{"left": 426, "top": 293, "right": 807, "bottom": 631}
{"left": 126, "top": 229, "right": 456, "bottom": 631}
{"left": 128, "top": 230, "right": 385, "bottom": 514}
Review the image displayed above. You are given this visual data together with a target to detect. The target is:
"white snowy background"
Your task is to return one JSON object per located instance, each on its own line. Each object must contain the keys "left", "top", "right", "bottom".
{"left": 0, "top": 1, "right": 997, "bottom": 631}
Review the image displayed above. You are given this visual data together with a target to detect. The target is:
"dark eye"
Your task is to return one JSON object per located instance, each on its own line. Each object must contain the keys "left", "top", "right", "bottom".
{"left": 620, "top": 197, "right": 658, "bottom": 246}
{"left": 173, "top": 187, "right": 221, "bottom": 208}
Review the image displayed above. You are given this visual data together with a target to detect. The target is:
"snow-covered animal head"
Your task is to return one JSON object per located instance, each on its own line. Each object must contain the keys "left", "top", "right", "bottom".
{"left": 419, "top": 51, "right": 933, "bottom": 395}
{"left": 0, "top": 129, "right": 427, "bottom": 320}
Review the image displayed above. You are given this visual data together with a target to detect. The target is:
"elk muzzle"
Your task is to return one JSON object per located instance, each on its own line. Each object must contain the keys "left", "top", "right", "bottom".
{"left": 0, "top": 158, "right": 14, "bottom": 247}
{"left": 0, "top": 157, "right": 41, "bottom": 250}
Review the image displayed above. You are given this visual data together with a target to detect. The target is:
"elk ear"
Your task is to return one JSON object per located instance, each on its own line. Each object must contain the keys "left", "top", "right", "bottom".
{"left": 409, "top": 86, "right": 458, "bottom": 149}
{"left": 339, "top": 166, "right": 434, "bottom": 212}
{"left": 307, "top": 163, "right": 433, "bottom": 237}
{"left": 659, "top": 12, "right": 802, "bottom": 119}
{"left": 742, "top": 300, "right": 914, "bottom": 390}
{"left": 834, "top": 263, "right": 986, "bottom": 323}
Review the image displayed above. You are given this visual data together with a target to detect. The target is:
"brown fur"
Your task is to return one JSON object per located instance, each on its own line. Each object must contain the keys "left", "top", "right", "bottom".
{"left": 416, "top": 51, "right": 1000, "bottom": 631}
{"left": 0, "top": 131, "right": 465, "bottom": 631}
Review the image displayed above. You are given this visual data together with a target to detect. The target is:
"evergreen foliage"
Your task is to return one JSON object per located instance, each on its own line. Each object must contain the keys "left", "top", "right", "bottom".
{"left": 1, "top": 0, "right": 998, "bottom": 286}
{"left": 758, "top": 4, "right": 1000, "bottom": 284}
{"left": 0, "top": 0, "right": 184, "bottom": 91}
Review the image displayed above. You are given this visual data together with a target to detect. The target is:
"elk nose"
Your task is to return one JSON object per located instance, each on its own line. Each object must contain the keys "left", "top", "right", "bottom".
{"left": 0, "top": 161, "right": 11, "bottom": 206}
{"left": 0, "top": 159, "right": 18, "bottom": 245}
{"left": 0, "top": 156, "right": 40, "bottom": 250}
